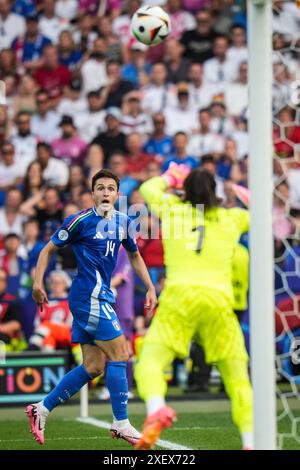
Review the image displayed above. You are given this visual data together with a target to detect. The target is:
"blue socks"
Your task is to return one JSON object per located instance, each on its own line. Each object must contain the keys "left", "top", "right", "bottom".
{"left": 106, "top": 361, "right": 128, "bottom": 421}
{"left": 43, "top": 364, "right": 93, "bottom": 412}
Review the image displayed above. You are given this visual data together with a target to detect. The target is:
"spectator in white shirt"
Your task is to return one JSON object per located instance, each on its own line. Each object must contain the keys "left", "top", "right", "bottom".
{"left": 39, "top": 0, "right": 64, "bottom": 45}
{"left": 188, "top": 62, "right": 222, "bottom": 109}
{"left": 0, "top": 141, "right": 23, "bottom": 190}
{"left": 224, "top": 61, "right": 248, "bottom": 118}
{"left": 55, "top": 0, "right": 78, "bottom": 22}
{"left": 227, "top": 25, "right": 248, "bottom": 73}
{"left": 203, "top": 35, "right": 238, "bottom": 88}
{"left": 36, "top": 141, "right": 69, "bottom": 189}
{"left": 272, "top": 62, "right": 293, "bottom": 114}
{"left": 0, "top": 186, "right": 25, "bottom": 237}
{"left": 74, "top": 90, "right": 106, "bottom": 142}
{"left": 141, "top": 62, "right": 175, "bottom": 114}
{"left": 112, "top": 0, "right": 140, "bottom": 46}
{"left": 81, "top": 49, "right": 108, "bottom": 95}
{"left": 187, "top": 107, "right": 224, "bottom": 159}
{"left": 120, "top": 91, "right": 152, "bottom": 139}
{"left": 57, "top": 78, "right": 88, "bottom": 118}
{"left": 272, "top": 0, "right": 300, "bottom": 40}
{"left": 11, "top": 111, "right": 38, "bottom": 174}
{"left": 164, "top": 81, "right": 198, "bottom": 135}
{"left": 0, "top": 0, "right": 25, "bottom": 49}
{"left": 210, "top": 99, "right": 236, "bottom": 136}
{"left": 31, "top": 89, "right": 60, "bottom": 143}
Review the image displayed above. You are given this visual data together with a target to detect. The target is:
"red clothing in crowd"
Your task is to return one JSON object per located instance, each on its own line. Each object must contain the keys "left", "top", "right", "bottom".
{"left": 34, "top": 65, "right": 72, "bottom": 99}
{"left": 273, "top": 124, "right": 300, "bottom": 158}
{"left": 137, "top": 229, "right": 164, "bottom": 268}
{"left": 126, "top": 153, "right": 156, "bottom": 175}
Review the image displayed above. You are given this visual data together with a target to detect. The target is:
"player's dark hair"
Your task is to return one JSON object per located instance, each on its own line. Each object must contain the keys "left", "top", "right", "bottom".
{"left": 183, "top": 169, "right": 222, "bottom": 209}
{"left": 91, "top": 169, "right": 120, "bottom": 191}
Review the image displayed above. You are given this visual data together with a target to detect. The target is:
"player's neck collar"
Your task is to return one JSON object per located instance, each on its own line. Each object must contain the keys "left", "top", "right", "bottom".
{"left": 93, "top": 206, "right": 115, "bottom": 220}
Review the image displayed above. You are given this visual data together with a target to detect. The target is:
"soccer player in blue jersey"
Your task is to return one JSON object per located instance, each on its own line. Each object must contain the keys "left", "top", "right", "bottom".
{"left": 26, "top": 169, "right": 157, "bottom": 446}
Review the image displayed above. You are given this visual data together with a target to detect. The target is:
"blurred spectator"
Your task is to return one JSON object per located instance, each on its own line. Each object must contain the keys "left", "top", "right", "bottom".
{"left": 12, "top": 14, "right": 51, "bottom": 73}
{"left": 62, "top": 165, "right": 88, "bottom": 205}
{"left": 0, "top": 267, "right": 22, "bottom": 349}
{"left": 203, "top": 35, "right": 237, "bottom": 87}
{"left": 162, "top": 131, "right": 198, "bottom": 171}
{"left": 0, "top": 49, "right": 17, "bottom": 79}
{"left": 144, "top": 112, "right": 173, "bottom": 159}
{"left": 141, "top": 62, "right": 174, "bottom": 114}
{"left": 92, "top": 107, "right": 127, "bottom": 164}
{"left": 187, "top": 107, "right": 225, "bottom": 159}
{"left": 287, "top": 161, "right": 300, "bottom": 209}
{"left": 57, "top": 77, "right": 87, "bottom": 118}
{"left": 28, "top": 270, "right": 72, "bottom": 351}
{"left": 210, "top": 98, "right": 236, "bottom": 135}
{"left": 120, "top": 91, "right": 152, "bottom": 138}
{"left": 164, "top": 81, "right": 198, "bottom": 135}
{"left": 272, "top": 62, "right": 293, "bottom": 114}
{"left": 167, "top": 0, "right": 196, "bottom": 39}
{"left": 180, "top": 9, "right": 217, "bottom": 63}
{"left": 3, "top": 74, "right": 17, "bottom": 117}
{"left": 74, "top": 90, "right": 105, "bottom": 142}
{"left": 0, "top": 105, "right": 12, "bottom": 145}
{"left": 216, "top": 138, "right": 242, "bottom": 183}
{"left": 38, "top": 0, "right": 64, "bottom": 44}
{"left": 273, "top": 107, "right": 300, "bottom": 158}
{"left": 51, "top": 115, "right": 87, "bottom": 166}
{"left": 80, "top": 48, "right": 108, "bottom": 95}
{"left": 112, "top": 0, "right": 140, "bottom": 46}
{"left": 21, "top": 160, "right": 44, "bottom": 203}
{"left": 84, "top": 143, "right": 105, "bottom": 185}
{"left": 227, "top": 25, "right": 248, "bottom": 72}
{"left": 0, "top": 187, "right": 24, "bottom": 237}
{"left": 121, "top": 41, "right": 151, "bottom": 87}
{"left": 98, "top": 60, "right": 134, "bottom": 109}
{"left": 55, "top": 0, "right": 78, "bottom": 22}
{"left": 79, "top": 189, "right": 94, "bottom": 210}
{"left": 33, "top": 44, "right": 72, "bottom": 102}
{"left": 58, "top": 30, "right": 82, "bottom": 71}
{"left": 187, "top": 62, "right": 221, "bottom": 109}
{"left": 0, "top": 233, "right": 24, "bottom": 295}
{"left": 224, "top": 61, "right": 248, "bottom": 118}
{"left": 97, "top": 15, "right": 127, "bottom": 64}
{"left": 73, "top": 12, "right": 98, "bottom": 53}
{"left": 200, "top": 154, "right": 225, "bottom": 199}
{"left": 13, "top": 74, "right": 38, "bottom": 115}
{"left": 31, "top": 89, "right": 60, "bottom": 142}
{"left": 0, "top": 0, "right": 25, "bottom": 49}
{"left": 11, "top": 111, "right": 38, "bottom": 173}
{"left": 32, "top": 186, "right": 63, "bottom": 237}
{"left": 272, "top": 0, "right": 300, "bottom": 40}
{"left": 164, "top": 37, "right": 190, "bottom": 84}
{"left": 126, "top": 132, "right": 158, "bottom": 181}
{"left": 0, "top": 141, "right": 24, "bottom": 190}
{"left": 108, "top": 152, "right": 139, "bottom": 200}
{"left": 36, "top": 141, "right": 69, "bottom": 188}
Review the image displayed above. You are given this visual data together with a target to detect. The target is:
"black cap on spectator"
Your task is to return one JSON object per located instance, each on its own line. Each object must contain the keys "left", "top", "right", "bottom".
{"left": 59, "top": 115, "right": 75, "bottom": 127}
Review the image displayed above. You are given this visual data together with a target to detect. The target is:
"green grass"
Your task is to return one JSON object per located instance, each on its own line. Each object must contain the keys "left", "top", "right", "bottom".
{"left": 0, "top": 399, "right": 299, "bottom": 450}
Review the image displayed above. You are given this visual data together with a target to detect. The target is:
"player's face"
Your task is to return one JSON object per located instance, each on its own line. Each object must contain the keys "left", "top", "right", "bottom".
{"left": 92, "top": 177, "right": 118, "bottom": 212}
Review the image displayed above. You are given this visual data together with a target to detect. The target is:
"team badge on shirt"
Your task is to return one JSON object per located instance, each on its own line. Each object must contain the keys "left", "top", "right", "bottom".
{"left": 112, "top": 320, "right": 121, "bottom": 331}
{"left": 58, "top": 230, "right": 69, "bottom": 241}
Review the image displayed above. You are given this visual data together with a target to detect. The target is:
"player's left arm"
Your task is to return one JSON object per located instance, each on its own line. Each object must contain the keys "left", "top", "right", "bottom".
{"left": 127, "top": 250, "right": 157, "bottom": 315}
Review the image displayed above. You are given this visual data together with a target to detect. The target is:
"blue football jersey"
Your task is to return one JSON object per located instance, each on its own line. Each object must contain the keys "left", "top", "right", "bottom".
{"left": 51, "top": 207, "right": 138, "bottom": 304}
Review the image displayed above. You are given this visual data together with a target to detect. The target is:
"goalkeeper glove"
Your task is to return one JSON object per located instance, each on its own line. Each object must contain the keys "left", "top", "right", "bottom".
{"left": 162, "top": 162, "right": 191, "bottom": 190}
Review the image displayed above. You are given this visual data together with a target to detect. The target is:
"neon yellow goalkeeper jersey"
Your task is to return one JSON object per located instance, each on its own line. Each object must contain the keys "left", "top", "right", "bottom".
{"left": 140, "top": 176, "right": 249, "bottom": 302}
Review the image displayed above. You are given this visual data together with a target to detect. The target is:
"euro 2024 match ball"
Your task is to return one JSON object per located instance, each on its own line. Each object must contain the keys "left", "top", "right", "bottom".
{"left": 131, "top": 5, "right": 171, "bottom": 46}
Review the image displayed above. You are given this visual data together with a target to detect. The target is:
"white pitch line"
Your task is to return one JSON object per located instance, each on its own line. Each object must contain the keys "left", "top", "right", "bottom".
{"left": 76, "top": 417, "right": 193, "bottom": 451}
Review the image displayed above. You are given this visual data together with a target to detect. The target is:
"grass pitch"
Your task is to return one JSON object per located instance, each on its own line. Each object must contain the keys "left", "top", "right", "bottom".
{"left": 0, "top": 398, "right": 299, "bottom": 450}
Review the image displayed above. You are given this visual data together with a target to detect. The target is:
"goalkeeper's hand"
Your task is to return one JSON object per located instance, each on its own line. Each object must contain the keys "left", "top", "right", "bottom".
{"left": 162, "top": 162, "right": 191, "bottom": 190}
{"left": 231, "top": 184, "right": 250, "bottom": 208}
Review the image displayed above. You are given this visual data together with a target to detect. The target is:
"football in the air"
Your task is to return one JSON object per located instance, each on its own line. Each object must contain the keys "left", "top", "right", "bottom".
{"left": 131, "top": 5, "right": 171, "bottom": 46}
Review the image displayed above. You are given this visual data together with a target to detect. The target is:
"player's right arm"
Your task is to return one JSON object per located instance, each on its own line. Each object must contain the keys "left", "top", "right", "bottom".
{"left": 32, "top": 241, "right": 59, "bottom": 311}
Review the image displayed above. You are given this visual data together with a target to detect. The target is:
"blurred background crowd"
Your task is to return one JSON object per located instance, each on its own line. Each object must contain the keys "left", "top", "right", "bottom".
{"left": 0, "top": 0, "right": 300, "bottom": 392}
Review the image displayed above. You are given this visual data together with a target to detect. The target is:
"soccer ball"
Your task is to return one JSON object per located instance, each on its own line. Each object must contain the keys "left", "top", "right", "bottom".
{"left": 131, "top": 6, "right": 171, "bottom": 46}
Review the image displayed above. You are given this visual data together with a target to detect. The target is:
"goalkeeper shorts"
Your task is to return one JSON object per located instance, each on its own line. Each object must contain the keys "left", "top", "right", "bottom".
{"left": 143, "top": 284, "right": 248, "bottom": 363}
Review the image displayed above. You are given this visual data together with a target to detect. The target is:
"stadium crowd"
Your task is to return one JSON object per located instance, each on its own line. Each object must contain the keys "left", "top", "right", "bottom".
{"left": 0, "top": 0, "right": 300, "bottom": 388}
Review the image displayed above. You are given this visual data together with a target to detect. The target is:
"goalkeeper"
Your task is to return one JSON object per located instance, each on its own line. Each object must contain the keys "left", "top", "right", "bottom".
{"left": 134, "top": 164, "right": 253, "bottom": 450}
